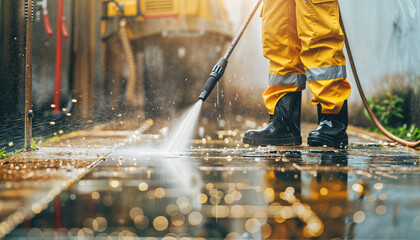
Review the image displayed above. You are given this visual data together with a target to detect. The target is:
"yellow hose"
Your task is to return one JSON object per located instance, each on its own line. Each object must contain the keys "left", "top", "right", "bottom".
{"left": 119, "top": 19, "right": 137, "bottom": 106}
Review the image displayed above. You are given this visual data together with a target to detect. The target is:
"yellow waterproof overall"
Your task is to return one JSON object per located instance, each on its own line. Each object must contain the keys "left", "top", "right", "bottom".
{"left": 262, "top": 0, "right": 351, "bottom": 115}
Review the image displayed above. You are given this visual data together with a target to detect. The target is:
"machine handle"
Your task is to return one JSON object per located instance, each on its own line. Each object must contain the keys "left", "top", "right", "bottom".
{"left": 199, "top": 76, "right": 219, "bottom": 101}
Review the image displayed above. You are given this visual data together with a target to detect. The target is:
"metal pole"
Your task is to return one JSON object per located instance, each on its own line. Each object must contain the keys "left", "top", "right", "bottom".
{"left": 25, "top": 0, "right": 34, "bottom": 151}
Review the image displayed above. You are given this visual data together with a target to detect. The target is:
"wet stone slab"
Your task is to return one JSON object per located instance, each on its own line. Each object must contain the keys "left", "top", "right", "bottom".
{"left": 6, "top": 131, "right": 419, "bottom": 239}
{"left": 0, "top": 131, "right": 128, "bottom": 238}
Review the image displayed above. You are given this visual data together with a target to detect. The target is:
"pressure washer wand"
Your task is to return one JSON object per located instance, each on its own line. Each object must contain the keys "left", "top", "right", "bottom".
{"left": 198, "top": 0, "right": 263, "bottom": 101}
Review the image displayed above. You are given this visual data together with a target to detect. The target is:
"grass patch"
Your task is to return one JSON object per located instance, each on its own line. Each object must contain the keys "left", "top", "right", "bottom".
{"left": 0, "top": 139, "right": 39, "bottom": 160}
{"left": 0, "top": 148, "right": 13, "bottom": 160}
{"left": 0, "top": 147, "right": 29, "bottom": 160}
{"left": 42, "top": 136, "right": 60, "bottom": 144}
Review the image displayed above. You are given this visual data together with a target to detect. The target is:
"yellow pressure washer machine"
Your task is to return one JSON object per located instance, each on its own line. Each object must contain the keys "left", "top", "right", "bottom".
{"left": 101, "top": 0, "right": 233, "bottom": 119}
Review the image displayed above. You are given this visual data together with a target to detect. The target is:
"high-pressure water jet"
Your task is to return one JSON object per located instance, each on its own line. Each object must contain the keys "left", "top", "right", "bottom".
{"left": 164, "top": 100, "right": 203, "bottom": 152}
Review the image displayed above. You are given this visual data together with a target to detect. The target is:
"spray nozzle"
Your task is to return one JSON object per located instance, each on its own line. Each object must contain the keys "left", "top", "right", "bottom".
{"left": 198, "top": 58, "right": 228, "bottom": 101}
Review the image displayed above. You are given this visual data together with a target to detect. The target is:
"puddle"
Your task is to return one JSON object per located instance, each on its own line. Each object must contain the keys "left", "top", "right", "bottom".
{"left": 6, "top": 140, "right": 420, "bottom": 239}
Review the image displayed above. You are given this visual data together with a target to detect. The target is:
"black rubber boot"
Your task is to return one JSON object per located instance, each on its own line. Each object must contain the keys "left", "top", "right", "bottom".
{"left": 243, "top": 92, "right": 302, "bottom": 146}
{"left": 307, "top": 101, "right": 348, "bottom": 148}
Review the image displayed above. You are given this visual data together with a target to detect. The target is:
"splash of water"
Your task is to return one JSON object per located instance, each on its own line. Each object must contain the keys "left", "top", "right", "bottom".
{"left": 164, "top": 100, "right": 203, "bottom": 152}
{"left": 161, "top": 100, "right": 203, "bottom": 203}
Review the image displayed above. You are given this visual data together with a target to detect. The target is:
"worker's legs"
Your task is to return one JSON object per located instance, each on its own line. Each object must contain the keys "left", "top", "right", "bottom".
{"left": 261, "top": 0, "right": 305, "bottom": 115}
{"left": 243, "top": 0, "right": 303, "bottom": 146}
{"left": 295, "top": 0, "right": 351, "bottom": 147}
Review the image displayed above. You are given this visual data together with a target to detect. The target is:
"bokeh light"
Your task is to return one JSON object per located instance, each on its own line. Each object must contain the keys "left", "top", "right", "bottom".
{"left": 153, "top": 216, "right": 169, "bottom": 231}
{"left": 91, "top": 192, "right": 100, "bottom": 200}
{"left": 230, "top": 205, "right": 245, "bottom": 218}
{"left": 320, "top": 187, "right": 328, "bottom": 196}
{"left": 92, "top": 217, "right": 108, "bottom": 232}
{"left": 352, "top": 183, "right": 364, "bottom": 194}
{"left": 245, "top": 218, "right": 260, "bottom": 233}
{"left": 188, "top": 211, "right": 203, "bottom": 226}
{"left": 353, "top": 211, "right": 366, "bottom": 223}
{"left": 376, "top": 205, "right": 387, "bottom": 215}
{"left": 374, "top": 182, "right": 384, "bottom": 190}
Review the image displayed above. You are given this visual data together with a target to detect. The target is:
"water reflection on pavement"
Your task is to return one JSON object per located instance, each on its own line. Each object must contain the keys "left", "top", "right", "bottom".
{"left": 8, "top": 139, "right": 420, "bottom": 239}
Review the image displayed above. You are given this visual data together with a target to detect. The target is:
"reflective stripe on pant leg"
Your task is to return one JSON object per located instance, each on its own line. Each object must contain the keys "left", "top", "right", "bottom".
{"left": 306, "top": 65, "right": 346, "bottom": 81}
{"left": 269, "top": 73, "right": 306, "bottom": 87}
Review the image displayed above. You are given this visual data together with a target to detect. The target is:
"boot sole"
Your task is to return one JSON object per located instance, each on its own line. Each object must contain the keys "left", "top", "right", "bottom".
{"left": 307, "top": 135, "right": 348, "bottom": 148}
{"left": 243, "top": 136, "right": 302, "bottom": 146}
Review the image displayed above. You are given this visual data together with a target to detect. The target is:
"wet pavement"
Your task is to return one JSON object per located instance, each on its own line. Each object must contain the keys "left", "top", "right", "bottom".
{"left": 1, "top": 120, "right": 420, "bottom": 239}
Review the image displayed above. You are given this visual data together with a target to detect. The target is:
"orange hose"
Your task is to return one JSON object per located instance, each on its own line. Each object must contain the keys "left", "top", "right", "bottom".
{"left": 339, "top": 13, "right": 420, "bottom": 148}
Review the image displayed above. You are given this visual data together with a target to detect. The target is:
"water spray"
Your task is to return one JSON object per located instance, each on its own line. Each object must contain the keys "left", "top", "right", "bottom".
{"left": 198, "top": 0, "right": 263, "bottom": 101}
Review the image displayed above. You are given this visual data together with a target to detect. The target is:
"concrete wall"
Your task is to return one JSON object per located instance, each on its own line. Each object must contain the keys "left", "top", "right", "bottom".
{"left": 0, "top": 0, "right": 26, "bottom": 115}
{"left": 0, "top": 0, "right": 27, "bottom": 150}
{"left": 340, "top": 0, "right": 420, "bottom": 91}
{"left": 340, "top": 0, "right": 420, "bottom": 124}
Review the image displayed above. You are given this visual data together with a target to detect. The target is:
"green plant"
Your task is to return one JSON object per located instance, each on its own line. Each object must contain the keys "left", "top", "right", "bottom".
{"left": 0, "top": 139, "right": 39, "bottom": 160}
{"left": 395, "top": 124, "right": 420, "bottom": 141}
{"left": 0, "top": 148, "right": 12, "bottom": 160}
{"left": 43, "top": 136, "right": 60, "bottom": 144}
{"left": 365, "top": 93, "right": 405, "bottom": 126}
{"left": 365, "top": 93, "right": 420, "bottom": 141}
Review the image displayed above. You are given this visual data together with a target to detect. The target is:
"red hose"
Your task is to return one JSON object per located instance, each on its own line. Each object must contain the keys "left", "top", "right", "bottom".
{"left": 42, "top": 9, "right": 53, "bottom": 36}
{"left": 61, "top": 20, "right": 69, "bottom": 38}
{"left": 53, "top": 0, "right": 64, "bottom": 114}
{"left": 54, "top": 198, "right": 62, "bottom": 228}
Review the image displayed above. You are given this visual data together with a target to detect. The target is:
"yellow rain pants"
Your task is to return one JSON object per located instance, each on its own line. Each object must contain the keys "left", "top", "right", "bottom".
{"left": 262, "top": 0, "right": 351, "bottom": 115}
